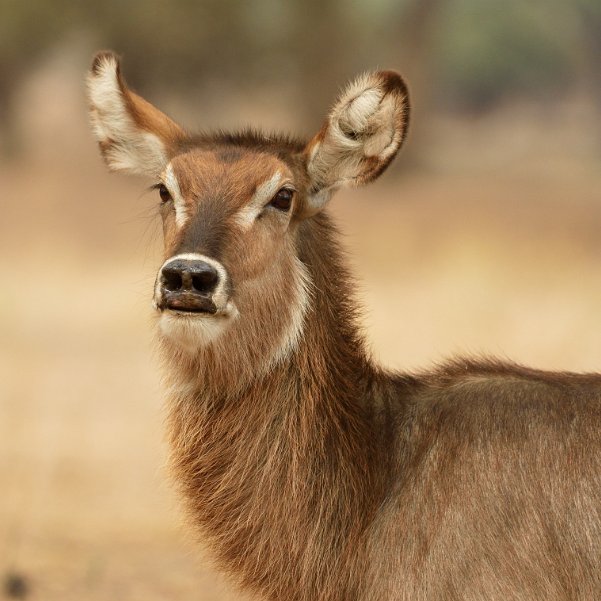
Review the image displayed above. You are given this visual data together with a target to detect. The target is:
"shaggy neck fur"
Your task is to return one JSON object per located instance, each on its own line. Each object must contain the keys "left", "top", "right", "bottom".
{"left": 161, "top": 212, "right": 396, "bottom": 601}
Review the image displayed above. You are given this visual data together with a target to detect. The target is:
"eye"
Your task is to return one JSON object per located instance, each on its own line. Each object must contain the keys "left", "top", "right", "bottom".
{"left": 269, "top": 188, "right": 294, "bottom": 212}
{"left": 158, "top": 184, "right": 172, "bottom": 203}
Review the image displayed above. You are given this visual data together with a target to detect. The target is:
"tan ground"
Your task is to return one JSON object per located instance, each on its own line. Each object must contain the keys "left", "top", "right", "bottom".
{"left": 1, "top": 69, "right": 600, "bottom": 600}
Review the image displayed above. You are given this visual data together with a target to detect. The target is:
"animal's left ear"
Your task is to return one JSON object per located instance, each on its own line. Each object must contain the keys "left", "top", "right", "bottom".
{"left": 303, "top": 71, "right": 409, "bottom": 214}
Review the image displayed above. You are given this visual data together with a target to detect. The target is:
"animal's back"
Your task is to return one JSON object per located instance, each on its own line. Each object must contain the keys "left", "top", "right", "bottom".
{"left": 370, "top": 361, "right": 601, "bottom": 600}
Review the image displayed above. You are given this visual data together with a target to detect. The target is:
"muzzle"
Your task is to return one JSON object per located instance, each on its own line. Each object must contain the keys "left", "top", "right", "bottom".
{"left": 154, "top": 253, "right": 230, "bottom": 315}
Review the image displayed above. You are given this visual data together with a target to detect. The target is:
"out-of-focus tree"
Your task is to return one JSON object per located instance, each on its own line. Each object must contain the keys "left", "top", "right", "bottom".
{"left": 82, "top": 1, "right": 256, "bottom": 91}
{"left": 374, "top": 0, "right": 446, "bottom": 167}
{"left": 1, "top": 0, "right": 600, "bottom": 156}
{"left": 578, "top": 0, "right": 601, "bottom": 148}
{"left": 0, "top": 0, "right": 80, "bottom": 151}
{"left": 436, "top": 0, "right": 576, "bottom": 112}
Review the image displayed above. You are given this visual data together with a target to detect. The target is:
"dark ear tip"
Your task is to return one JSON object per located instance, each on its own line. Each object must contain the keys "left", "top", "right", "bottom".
{"left": 90, "top": 50, "right": 120, "bottom": 76}
{"left": 376, "top": 70, "right": 409, "bottom": 99}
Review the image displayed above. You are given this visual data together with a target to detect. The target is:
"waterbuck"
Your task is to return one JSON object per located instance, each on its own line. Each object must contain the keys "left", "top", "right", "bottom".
{"left": 87, "top": 51, "right": 601, "bottom": 601}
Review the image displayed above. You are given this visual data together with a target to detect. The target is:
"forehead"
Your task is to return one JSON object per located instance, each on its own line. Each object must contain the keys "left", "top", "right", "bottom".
{"left": 169, "top": 148, "right": 294, "bottom": 204}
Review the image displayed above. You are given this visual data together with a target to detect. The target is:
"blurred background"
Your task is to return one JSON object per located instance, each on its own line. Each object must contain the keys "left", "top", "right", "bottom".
{"left": 1, "top": 1, "right": 600, "bottom": 599}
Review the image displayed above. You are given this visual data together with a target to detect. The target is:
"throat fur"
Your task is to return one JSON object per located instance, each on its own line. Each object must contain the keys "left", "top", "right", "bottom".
{"left": 165, "top": 214, "right": 386, "bottom": 601}
{"left": 167, "top": 350, "right": 382, "bottom": 601}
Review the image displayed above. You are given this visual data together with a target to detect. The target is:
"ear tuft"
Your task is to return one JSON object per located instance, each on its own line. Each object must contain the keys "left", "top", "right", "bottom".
{"left": 304, "top": 70, "right": 409, "bottom": 212}
{"left": 89, "top": 50, "right": 120, "bottom": 78}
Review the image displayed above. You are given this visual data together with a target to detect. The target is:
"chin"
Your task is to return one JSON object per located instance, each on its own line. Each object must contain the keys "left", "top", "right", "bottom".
{"left": 157, "top": 305, "right": 238, "bottom": 353}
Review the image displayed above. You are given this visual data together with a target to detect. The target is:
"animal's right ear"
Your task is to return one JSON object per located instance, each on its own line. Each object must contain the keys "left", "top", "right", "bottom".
{"left": 86, "top": 51, "right": 185, "bottom": 177}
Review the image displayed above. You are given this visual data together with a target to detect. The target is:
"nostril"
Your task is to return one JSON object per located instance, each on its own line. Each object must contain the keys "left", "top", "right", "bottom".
{"left": 192, "top": 271, "right": 218, "bottom": 293}
{"left": 162, "top": 269, "right": 183, "bottom": 291}
{"left": 161, "top": 260, "right": 220, "bottom": 296}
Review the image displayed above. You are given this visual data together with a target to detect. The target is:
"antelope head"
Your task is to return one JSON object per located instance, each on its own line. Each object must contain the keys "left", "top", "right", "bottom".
{"left": 87, "top": 51, "right": 409, "bottom": 365}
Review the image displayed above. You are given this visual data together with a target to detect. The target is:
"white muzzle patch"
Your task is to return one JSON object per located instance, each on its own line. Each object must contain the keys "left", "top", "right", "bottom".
{"left": 155, "top": 253, "right": 238, "bottom": 352}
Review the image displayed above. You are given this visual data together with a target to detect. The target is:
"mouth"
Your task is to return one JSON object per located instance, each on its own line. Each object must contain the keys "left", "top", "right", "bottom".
{"left": 158, "top": 292, "right": 218, "bottom": 315}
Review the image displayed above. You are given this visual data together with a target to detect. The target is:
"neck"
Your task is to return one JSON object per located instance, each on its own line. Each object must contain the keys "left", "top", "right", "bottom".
{"left": 162, "top": 213, "right": 393, "bottom": 601}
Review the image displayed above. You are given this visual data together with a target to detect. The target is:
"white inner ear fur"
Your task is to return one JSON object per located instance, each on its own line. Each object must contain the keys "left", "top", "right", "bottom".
{"left": 87, "top": 55, "right": 168, "bottom": 177}
{"left": 235, "top": 170, "right": 283, "bottom": 230}
{"left": 337, "top": 86, "right": 383, "bottom": 143}
{"left": 331, "top": 73, "right": 398, "bottom": 158}
{"left": 164, "top": 164, "right": 188, "bottom": 228}
{"left": 307, "top": 72, "right": 404, "bottom": 196}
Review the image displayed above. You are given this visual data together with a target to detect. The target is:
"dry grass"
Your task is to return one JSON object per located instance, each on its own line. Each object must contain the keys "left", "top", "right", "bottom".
{"left": 1, "top": 73, "right": 600, "bottom": 600}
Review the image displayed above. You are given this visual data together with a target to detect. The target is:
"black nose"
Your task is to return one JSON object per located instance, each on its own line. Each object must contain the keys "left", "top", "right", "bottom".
{"left": 162, "top": 259, "right": 219, "bottom": 294}
{"left": 159, "top": 259, "right": 220, "bottom": 313}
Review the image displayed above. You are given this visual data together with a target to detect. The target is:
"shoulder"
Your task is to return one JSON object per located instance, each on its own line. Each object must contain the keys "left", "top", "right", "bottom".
{"left": 388, "top": 357, "right": 601, "bottom": 448}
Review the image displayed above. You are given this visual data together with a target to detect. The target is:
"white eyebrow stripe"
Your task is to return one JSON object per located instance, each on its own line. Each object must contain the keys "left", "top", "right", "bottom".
{"left": 235, "top": 170, "right": 284, "bottom": 230}
{"left": 164, "top": 163, "right": 188, "bottom": 228}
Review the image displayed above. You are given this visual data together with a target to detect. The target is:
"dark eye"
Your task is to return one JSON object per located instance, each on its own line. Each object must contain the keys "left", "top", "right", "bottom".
{"left": 158, "top": 184, "right": 172, "bottom": 203}
{"left": 270, "top": 188, "right": 294, "bottom": 212}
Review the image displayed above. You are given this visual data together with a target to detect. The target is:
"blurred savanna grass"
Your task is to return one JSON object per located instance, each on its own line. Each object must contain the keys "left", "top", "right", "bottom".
{"left": 1, "top": 1, "right": 600, "bottom": 599}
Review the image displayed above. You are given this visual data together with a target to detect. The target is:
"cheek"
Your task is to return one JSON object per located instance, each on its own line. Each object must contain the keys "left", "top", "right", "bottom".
{"left": 226, "top": 219, "right": 288, "bottom": 282}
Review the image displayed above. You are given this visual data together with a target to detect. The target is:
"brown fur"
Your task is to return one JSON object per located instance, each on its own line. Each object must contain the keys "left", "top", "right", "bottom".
{"left": 111, "top": 54, "right": 185, "bottom": 151}
{"left": 87, "top": 52, "right": 601, "bottom": 601}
